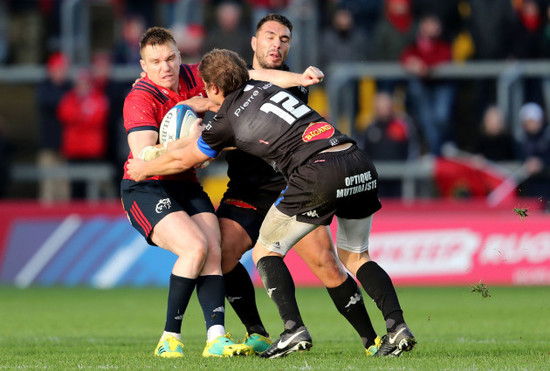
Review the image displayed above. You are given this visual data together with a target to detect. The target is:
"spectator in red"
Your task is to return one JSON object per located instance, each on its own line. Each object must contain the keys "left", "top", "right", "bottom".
{"left": 370, "top": 0, "right": 416, "bottom": 92}
{"left": 400, "top": 14, "right": 455, "bottom": 156}
{"left": 57, "top": 68, "right": 110, "bottom": 198}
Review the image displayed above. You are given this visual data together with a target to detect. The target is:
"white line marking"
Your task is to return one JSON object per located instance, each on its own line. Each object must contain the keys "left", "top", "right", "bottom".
{"left": 14, "top": 214, "right": 82, "bottom": 288}
{"left": 91, "top": 235, "right": 148, "bottom": 288}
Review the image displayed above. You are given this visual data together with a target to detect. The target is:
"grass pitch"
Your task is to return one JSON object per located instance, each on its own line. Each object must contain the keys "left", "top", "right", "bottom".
{"left": 1, "top": 286, "right": 548, "bottom": 370}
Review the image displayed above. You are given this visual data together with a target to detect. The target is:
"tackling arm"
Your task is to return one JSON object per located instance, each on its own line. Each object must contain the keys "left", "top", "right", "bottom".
{"left": 127, "top": 142, "right": 211, "bottom": 181}
{"left": 127, "top": 118, "right": 211, "bottom": 181}
{"left": 249, "top": 66, "right": 324, "bottom": 88}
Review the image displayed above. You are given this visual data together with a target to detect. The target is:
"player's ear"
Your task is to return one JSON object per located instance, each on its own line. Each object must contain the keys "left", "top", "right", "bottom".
{"left": 211, "top": 84, "right": 221, "bottom": 96}
{"left": 140, "top": 59, "right": 147, "bottom": 73}
{"left": 251, "top": 36, "right": 257, "bottom": 53}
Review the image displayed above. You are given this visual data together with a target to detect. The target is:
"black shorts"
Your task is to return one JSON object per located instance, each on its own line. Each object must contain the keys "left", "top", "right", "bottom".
{"left": 275, "top": 145, "right": 382, "bottom": 225}
{"left": 121, "top": 179, "right": 215, "bottom": 245}
{"left": 216, "top": 188, "right": 280, "bottom": 243}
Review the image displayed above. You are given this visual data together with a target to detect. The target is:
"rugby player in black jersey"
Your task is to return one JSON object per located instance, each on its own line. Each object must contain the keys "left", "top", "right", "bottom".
{"left": 216, "top": 14, "right": 383, "bottom": 357}
{"left": 127, "top": 48, "right": 416, "bottom": 359}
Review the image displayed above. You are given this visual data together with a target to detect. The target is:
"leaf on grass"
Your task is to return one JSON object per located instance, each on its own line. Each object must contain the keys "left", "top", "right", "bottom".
{"left": 470, "top": 281, "right": 491, "bottom": 298}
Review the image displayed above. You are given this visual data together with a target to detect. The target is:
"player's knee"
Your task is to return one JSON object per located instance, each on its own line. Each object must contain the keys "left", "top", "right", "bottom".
{"left": 171, "top": 235, "right": 209, "bottom": 261}
{"left": 337, "top": 249, "right": 371, "bottom": 276}
{"left": 313, "top": 258, "right": 347, "bottom": 286}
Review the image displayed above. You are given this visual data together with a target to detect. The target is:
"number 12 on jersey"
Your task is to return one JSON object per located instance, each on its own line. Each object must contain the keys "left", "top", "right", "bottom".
{"left": 260, "top": 91, "right": 311, "bottom": 125}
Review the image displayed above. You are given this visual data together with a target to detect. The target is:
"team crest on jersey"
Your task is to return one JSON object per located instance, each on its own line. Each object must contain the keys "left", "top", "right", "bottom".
{"left": 302, "top": 122, "right": 335, "bottom": 142}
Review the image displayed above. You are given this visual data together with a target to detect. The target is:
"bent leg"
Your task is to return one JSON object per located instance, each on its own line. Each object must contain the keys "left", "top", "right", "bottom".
{"left": 293, "top": 226, "right": 347, "bottom": 288}
{"left": 219, "top": 216, "right": 269, "bottom": 337}
{"left": 295, "top": 226, "right": 378, "bottom": 348}
{"left": 150, "top": 211, "right": 210, "bottom": 339}
{"left": 151, "top": 211, "right": 209, "bottom": 278}
{"left": 336, "top": 216, "right": 405, "bottom": 332}
{"left": 252, "top": 206, "right": 316, "bottom": 332}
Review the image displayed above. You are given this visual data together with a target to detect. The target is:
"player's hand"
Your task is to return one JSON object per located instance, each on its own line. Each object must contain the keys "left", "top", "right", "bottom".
{"left": 127, "top": 158, "right": 149, "bottom": 182}
{"left": 189, "top": 117, "right": 204, "bottom": 138}
{"left": 132, "top": 72, "right": 147, "bottom": 88}
{"left": 177, "top": 96, "right": 214, "bottom": 113}
{"left": 300, "top": 66, "right": 324, "bottom": 87}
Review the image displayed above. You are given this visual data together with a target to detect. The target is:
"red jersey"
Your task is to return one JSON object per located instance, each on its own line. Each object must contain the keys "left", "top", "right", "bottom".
{"left": 400, "top": 38, "right": 452, "bottom": 68}
{"left": 57, "top": 87, "right": 109, "bottom": 159}
{"left": 122, "top": 63, "right": 205, "bottom": 181}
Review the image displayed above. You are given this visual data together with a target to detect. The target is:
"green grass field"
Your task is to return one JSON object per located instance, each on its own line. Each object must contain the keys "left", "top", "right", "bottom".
{"left": 1, "top": 286, "right": 549, "bottom": 370}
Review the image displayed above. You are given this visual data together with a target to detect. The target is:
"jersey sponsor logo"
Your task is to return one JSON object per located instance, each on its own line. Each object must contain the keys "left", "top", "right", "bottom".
{"left": 234, "top": 88, "right": 260, "bottom": 117}
{"left": 302, "top": 122, "right": 335, "bottom": 142}
{"left": 302, "top": 210, "right": 319, "bottom": 218}
{"left": 336, "top": 171, "right": 377, "bottom": 198}
{"left": 155, "top": 198, "right": 172, "bottom": 213}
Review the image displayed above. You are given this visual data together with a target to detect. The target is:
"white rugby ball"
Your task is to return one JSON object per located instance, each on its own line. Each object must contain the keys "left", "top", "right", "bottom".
{"left": 158, "top": 104, "right": 198, "bottom": 144}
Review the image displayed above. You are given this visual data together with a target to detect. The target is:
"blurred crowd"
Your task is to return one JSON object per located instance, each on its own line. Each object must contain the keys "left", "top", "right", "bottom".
{"left": 0, "top": 0, "right": 549, "bottom": 204}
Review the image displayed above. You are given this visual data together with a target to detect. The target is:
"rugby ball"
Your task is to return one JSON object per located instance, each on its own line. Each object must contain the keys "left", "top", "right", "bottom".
{"left": 158, "top": 104, "right": 198, "bottom": 144}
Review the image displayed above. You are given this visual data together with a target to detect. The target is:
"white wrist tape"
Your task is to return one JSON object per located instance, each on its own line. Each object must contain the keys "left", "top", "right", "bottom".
{"left": 138, "top": 145, "right": 167, "bottom": 161}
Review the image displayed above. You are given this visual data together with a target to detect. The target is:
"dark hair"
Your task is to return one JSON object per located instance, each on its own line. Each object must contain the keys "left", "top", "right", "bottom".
{"left": 199, "top": 49, "right": 249, "bottom": 96}
{"left": 139, "top": 27, "right": 177, "bottom": 57}
{"left": 256, "top": 13, "right": 293, "bottom": 34}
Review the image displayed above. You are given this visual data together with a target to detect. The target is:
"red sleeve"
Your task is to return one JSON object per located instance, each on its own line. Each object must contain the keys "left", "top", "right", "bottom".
{"left": 434, "top": 42, "right": 452, "bottom": 64}
{"left": 123, "top": 91, "right": 159, "bottom": 133}
{"left": 399, "top": 45, "right": 416, "bottom": 65}
{"left": 57, "top": 92, "right": 77, "bottom": 127}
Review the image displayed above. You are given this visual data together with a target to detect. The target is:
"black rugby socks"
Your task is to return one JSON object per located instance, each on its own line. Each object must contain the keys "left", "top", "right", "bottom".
{"left": 356, "top": 261, "right": 405, "bottom": 332}
{"left": 327, "top": 274, "right": 378, "bottom": 348}
{"left": 196, "top": 275, "right": 226, "bottom": 329}
{"left": 256, "top": 256, "right": 305, "bottom": 331}
{"left": 164, "top": 274, "right": 196, "bottom": 333}
{"left": 224, "top": 262, "right": 268, "bottom": 336}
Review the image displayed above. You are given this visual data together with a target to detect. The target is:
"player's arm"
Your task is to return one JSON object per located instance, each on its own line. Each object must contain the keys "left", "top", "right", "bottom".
{"left": 177, "top": 96, "right": 220, "bottom": 113}
{"left": 128, "top": 130, "right": 166, "bottom": 161}
{"left": 127, "top": 142, "right": 210, "bottom": 181}
{"left": 249, "top": 66, "right": 324, "bottom": 88}
{"left": 127, "top": 119, "right": 211, "bottom": 180}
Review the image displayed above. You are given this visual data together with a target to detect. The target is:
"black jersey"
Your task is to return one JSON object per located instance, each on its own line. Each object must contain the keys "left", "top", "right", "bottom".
{"left": 199, "top": 80, "right": 354, "bottom": 179}
{"left": 223, "top": 83, "right": 308, "bottom": 195}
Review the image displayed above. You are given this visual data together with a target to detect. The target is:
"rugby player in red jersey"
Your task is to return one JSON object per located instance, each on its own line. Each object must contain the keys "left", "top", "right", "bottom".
{"left": 120, "top": 27, "right": 249, "bottom": 358}
{"left": 127, "top": 49, "right": 416, "bottom": 359}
